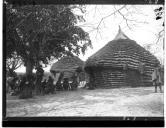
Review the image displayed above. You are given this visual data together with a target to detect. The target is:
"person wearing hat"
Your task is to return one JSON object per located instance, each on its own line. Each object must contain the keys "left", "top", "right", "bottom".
{"left": 152, "top": 63, "right": 162, "bottom": 93}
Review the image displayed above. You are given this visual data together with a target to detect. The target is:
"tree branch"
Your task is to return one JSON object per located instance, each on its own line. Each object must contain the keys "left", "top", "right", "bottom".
{"left": 96, "top": 5, "right": 126, "bottom": 30}
{"left": 114, "top": 6, "right": 148, "bottom": 30}
{"left": 155, "top": 29, "right": 164, "bottom": 44}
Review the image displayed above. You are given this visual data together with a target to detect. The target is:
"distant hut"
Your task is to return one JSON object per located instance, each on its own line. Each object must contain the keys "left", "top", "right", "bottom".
{"left": 84, "top": 26, "right": 160, "bottom": 88}
{"left": 50, "top": 56, "right": 85, "bottom": 84}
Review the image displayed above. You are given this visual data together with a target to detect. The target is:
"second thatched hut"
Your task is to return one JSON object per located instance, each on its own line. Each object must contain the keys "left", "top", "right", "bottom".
{"left": 50, "top": 56, "right": 85, "bottom": 85}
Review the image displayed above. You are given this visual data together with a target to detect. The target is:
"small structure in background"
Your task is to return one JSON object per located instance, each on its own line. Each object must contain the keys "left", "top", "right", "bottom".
{"left": 50, "top": 56, "right": 85, "bottom": 90}
{"left": 84, "top": 26, "right": 160, "bottom": 88}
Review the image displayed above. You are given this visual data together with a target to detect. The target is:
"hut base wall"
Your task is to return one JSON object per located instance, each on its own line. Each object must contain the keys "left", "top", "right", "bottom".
{"left": 93, "top": 69, "right": 147, "bottom": 88}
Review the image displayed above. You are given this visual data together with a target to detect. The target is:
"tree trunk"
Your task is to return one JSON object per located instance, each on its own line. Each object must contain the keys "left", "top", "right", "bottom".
{"left": 26, "top": 59, "right": 33, "bottom": 76}
{"left": 19, "top": 59, "right": 33, "bottom": 99}
{"left": 35, "top": 77, "right": 42, "bottom": 95}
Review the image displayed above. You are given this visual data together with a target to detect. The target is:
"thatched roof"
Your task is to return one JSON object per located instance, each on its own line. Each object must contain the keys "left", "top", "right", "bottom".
{"left": 85, "top": 27, "right": 159, "bottom": 71}
{"left": 50, "top": 56, "right": 84, "bottom": 73}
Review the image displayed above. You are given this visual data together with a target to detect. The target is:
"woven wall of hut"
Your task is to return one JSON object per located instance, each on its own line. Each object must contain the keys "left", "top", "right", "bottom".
{"left": 92, "top": 68, "right": 146, "bottom": 88}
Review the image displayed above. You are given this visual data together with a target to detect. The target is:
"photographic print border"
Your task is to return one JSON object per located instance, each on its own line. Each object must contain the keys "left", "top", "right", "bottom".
{"left": 3, "top": 0, "right": 165, "bottom": 127}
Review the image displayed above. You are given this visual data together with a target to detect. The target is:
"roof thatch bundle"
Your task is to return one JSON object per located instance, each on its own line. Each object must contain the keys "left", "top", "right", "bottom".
{"left": 84, "top": 27, "right": 160, "bottom": 88}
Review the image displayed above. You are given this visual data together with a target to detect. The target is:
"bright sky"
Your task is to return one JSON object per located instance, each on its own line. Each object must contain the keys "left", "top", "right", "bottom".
{"left": 15, "top": 5, "right": 164, "bottom": 73}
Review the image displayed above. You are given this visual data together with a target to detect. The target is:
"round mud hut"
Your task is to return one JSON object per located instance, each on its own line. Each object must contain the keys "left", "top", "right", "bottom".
{"left": 50, "top": 56, "right": 85, "bottom": 83}
{"left": 84, "top": 27, "right": 160, "bottom": 88}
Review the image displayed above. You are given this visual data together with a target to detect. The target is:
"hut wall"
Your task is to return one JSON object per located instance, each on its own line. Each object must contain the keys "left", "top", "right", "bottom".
{"left": 79, "top": 72, "right": 86, "bottom": 81}
{"left": 93, "top": 68, "right": 145, "bottom": 88}
{"left": 125, "top": 70, "right": 144, "bottom": 87}
{"left": 142, "top": 64, "right": 155, "bottom": 86}
{"left": 93, "top": 69, "right": 125, "bottom": 88}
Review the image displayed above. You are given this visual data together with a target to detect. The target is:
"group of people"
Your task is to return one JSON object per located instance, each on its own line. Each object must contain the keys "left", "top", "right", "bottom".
{"left": 41, "top": 76, "right": 55, "bottom": 95}
{"left": 7, "top": 74, "right": 35, "bottom": 98}
{"left": 7, "top": 66, "right": 81, "bottom": 99}
{"left": 56, "top": 78, "right": 79, "bottom": 91}
{"left": 7, "top": 65, "right": 56, "bottom": 98}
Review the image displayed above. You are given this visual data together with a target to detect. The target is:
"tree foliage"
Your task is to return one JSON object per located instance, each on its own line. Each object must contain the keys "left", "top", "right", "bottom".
{"left": 154, "top": 6, "right": 164, "bottom": 46}
{"left": 6, "top": 3, "right": 92, "bottom": 72}
{"left": 154, "top": 6, "right": 164, "bottom": 25}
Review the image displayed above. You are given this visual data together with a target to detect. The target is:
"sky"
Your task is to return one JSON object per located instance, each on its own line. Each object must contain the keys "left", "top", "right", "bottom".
{"left": 15, "top": 5, "right": 164, "bottom": 73}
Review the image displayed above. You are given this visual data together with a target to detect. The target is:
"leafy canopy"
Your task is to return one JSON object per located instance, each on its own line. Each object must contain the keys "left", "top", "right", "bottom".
{"left": 6, "top": 4, "right": 92, "bottom": 68}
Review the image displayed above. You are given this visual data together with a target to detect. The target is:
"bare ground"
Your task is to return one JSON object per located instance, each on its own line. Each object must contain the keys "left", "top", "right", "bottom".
{"left": 6, "top": 86, "right": 164, "bottom": 117}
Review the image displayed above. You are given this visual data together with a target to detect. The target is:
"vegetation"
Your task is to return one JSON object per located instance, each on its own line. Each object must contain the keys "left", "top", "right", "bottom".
{"left": 6, "top": 3, "right": 92, "bottom": 76}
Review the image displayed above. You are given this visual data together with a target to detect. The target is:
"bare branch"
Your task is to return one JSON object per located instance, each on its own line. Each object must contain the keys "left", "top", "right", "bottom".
{"left": 93, "top": 5, "right": 98, "bottom": 18}
{"left": 96, "top": 5, "right": 126, "bottom": 30}
{"left": 15, "top": 62, "right": 23, "bottom": 69}
{"left": 115, "top": 7, "right": 132, "bottom": 30}
{"left": 6, "top": 52, "right": 23, "bottom": 71}
{"left": 114, "top": 6, "right": 148, "bottom": 30}
{"left": 155, "top": 29, "right": 164, "bottom": 44}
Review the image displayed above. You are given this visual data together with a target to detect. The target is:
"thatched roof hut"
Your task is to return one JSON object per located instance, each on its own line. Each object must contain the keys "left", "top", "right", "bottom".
{"left": 50, "top": 56, "right": 85, "bottom": 80}
{"left": 84, "top": 27, "right": 160, "bottom": 88}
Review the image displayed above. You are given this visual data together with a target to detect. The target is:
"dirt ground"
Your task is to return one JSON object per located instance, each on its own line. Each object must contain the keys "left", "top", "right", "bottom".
{"left": 6, "top": 86, "right": 164, "bottom": 117}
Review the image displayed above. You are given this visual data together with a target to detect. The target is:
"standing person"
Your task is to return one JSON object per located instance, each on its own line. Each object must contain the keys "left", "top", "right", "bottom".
{"left": 63, "top": 78, "right": 69, "bottom": 91}
{"left": 19, "top": 75, "right": 33, "bottom": 99}
{"left": 83, "top": 73, "right": 90, "bottom": 89}
{"left": 87, "top": 71, "right": 95, "bottom": 90}
{"left": 9, "top": 77, "right": 17, "bottom": 91}
{"left": 17, "top": 77, "right": 22, "bottom": 94}
{"left": 41, "top": 79, "right": 47, "bottom": 95}
{"left": 55, "top": 73, "right": 64, "bottom": 91}
{"left": 71, "top": 73, "right": 78, "bottom": 90}
{"left": 152, "top": 63, "right": 162, "bottom": 93}
{"left": 26, "top": 75, "right": 34, "bottom": 98}
{"left": 35, "top": 65, "right": 44, "bottom": 95}
{"left": 19, "top": 76, "right": 26, "bottom": 93}
{"left": 47, "top": 76, "right": 54, "bottom": 94}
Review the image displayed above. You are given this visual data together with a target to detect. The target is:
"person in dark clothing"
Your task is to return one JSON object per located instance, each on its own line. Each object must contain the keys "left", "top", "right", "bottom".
{"left": 19, "top": 76, "right": 26, "bottom": 92}
{"left": 9, "top": 77, "right": 19, "bottom": 96}
{"left": 17, "top": 78, "right": 22, "bottom": 93}
{"left": 8, "top": 69, "right": 17, "bottom": 78}
{"left": 36, "top": 65, "right": 44, "bottom": 77}
{"left": 47, "top": 76, "right": 54, "bottom": 94}
{"left": 13, "top": 77, "right": 21, "bottom": 95}
{"left": 63, "top": 78, "right": 69, "bottom": 91}
{"left": 19, "top": 75, "right": 34, "bottom": 99}
{"left": 55, "top": 80, "right": 63, "bottom": 91}
{"left": 10, "top": 77, "right": 18, "bottom": 91}
{"left": 41, "top": 79, "right": 47, "bottom": 95}
{"left": 71, "top": 74, "right": 78, "bottom": 90}
{"left": 35, "top": 65, "right": 44, "bottom": 95}
{"left": 87, "top": 72, "right": 95, "bottom": 90}
{"left": 55, "top": 73, "right": 64, "bottom": 91}
{"left": 27, "top": 75, "right": 34, "bottom": 97}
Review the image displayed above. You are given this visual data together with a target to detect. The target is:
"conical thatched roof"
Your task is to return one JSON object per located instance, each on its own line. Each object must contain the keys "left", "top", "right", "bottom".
{"left": 85, "top": 27, "right": 159, "bottom": 71}
{"left": 50, "top": 56, "right": 84, "bottom": 73}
